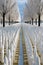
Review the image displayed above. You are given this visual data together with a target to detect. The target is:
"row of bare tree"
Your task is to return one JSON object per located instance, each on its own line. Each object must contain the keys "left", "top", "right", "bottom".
{"left": 0, "top": 0, "right": 20, "bottom": 27}
{"left": 23, "top": 0, "right": 43, "bottom": 26}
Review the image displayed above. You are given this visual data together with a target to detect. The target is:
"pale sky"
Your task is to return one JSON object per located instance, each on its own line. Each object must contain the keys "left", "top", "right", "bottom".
{"left": 18, "top": 0, "right": 26, "bottom": 3}
{"left": 18, "top": 0, "right": 26, "bottom": 17}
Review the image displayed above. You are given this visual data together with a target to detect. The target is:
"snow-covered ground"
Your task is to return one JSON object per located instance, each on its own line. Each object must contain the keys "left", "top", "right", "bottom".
{"left": 0, "top": 23, "right": 21, "bottom": 65}
{"left": 22, "top": 23, "right": 43, "bottom": 65}
{"left": 31, "top": 22, "right": 43, "bottom": 27}
{"left": 0, "top": 23, "right": 43, "bottom": 65}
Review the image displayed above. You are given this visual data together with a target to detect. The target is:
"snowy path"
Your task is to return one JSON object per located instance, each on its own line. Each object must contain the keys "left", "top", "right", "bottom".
{"left": 13, "top": 27, "right": 28, "bottom": 65}
{"left": 18, "top": 29, "right": 24, "bottom": 65}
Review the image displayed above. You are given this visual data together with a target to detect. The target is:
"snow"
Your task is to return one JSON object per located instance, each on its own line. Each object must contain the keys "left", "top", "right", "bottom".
{"left": 0, "top": 23, "right": 43, "bottom": 65}
{"left": 0, "top": 23, "right": 21, "bottom": 65}
{"left": 22, "top": 23, "right": 43, "bottom": 65}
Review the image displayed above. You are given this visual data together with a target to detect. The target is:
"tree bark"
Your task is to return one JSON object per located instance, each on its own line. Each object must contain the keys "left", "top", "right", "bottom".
{"left": 35, "top": 19, "right": 37, "bottom": 25}
{"left": 38, "top": 14, "right": 40, "bottom": 26}
{"left": 30, "top": 21, "right": 31, "bottom": 24}
{"left": 32, "top": 18, "right": 33, "bottom": 25}
{"left": 3, "top": 13, "right": 5, "bottom": 27}
{"left": 9, "top": 16, "right": 10, "bottom": 25}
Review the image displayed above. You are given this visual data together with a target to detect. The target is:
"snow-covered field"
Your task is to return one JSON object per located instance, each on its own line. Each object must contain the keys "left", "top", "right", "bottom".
{"left": 0, "top": 23, "right": 21, "bottom": 65}
{"left": 0, "top": 23, "right": 43, "bottom": 65}
{"left": 22, "top": 23, "right": 43, "bottom": 65}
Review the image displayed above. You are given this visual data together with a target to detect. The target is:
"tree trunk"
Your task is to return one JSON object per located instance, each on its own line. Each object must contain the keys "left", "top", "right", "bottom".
{"left": 32, "top": 18, "right": 33, "bottom": 25}
{"left": 30, "top": 21, "right": 31, "bottom": 24}
{"left": 35, "top": 19, "right": 37, "bottom": 25}
{"left": 38, "top": 14, "right": 40, "bottom": 26}
{"left": 9, "top": 16, "right": 10, "bottom": 25}
{"left": 3, "top": 13, "right": 5, "bottom": 27}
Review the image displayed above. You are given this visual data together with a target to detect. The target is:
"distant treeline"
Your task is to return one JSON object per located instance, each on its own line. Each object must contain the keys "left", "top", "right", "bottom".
{"left": 25, "top": 20, "right": 43, "bottom": 23}
{"left": 0, "top": 21, "right": 19, "bottom": 24}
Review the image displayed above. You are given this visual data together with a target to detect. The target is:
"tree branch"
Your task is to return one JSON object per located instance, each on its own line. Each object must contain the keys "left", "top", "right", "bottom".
{"left": 6, "top": 2, "right": 16, "bottom": 14}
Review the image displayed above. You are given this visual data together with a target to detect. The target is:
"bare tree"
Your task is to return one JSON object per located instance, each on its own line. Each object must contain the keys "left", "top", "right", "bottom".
{"left": 23, "top": 2, "right": 37, "bottom": 25}
{"left": 30, "top": 0, "right": 43, "bottom": 26}
{"left": 0, "top": 0, "right": 16, "bottom": 27}
{"left": 25, "top": 0, "right": 43, "bottom": 26}
{"left": 6, "top": 1, "right": 20, "bottom": 24}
